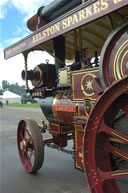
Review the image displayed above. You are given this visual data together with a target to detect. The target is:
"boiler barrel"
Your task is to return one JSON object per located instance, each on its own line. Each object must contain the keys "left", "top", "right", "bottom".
{"left": 27, "top": 0, "right": 89, "bottom": 31}
{"left": 38, "top": 0, "right": 83, "bottom": 22}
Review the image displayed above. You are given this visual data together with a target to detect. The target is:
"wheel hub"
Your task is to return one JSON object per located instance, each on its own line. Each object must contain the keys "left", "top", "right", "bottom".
{"left": 20, "top": 140, "right": 27, "bottom": 151}
{"left": 17, "top": 119, "right": 44, "bottom": 173}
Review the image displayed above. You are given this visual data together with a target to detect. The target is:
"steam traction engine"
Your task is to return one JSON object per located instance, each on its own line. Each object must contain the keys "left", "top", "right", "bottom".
{"left": 4, "top": 0, "right": 128, "bottom": 193}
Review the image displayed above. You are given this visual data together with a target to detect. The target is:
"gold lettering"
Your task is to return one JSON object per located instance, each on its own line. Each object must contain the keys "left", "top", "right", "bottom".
{"left": 113, "top": 0, "right": 122, "bottom": 4}
{"left": 79, "top": 10, "right": 86, "bottom": 21}
{"left": 93, "top": 2, "right": 100, "bottom": 14}
{"left": 67, "top": 16, "right": 73, "bottom": 26}
{"left": 33, "top": 23, "right": 60, "bottom": 43}
{"left": 54, "top": 23, "right": 60, "bottom": 32}
{"left": 62, "top": 19, "right": 68, "bottom": 29}
{"left": 42, "top": 31, "right": 46, "bottom": 39}
{"left": 85, "top": 5, "right": 93, "bottom": 18}
{"left": 38, "top": 32, "right": 42, "bottom": 41}
{"left": 35, "top": 34, "right": 39, "bottom": 42}
{"left": 46, "top": 28, "right": 50, "bottom": 36}
{"left": 72, "top": 14, "right": 79, "bottom": 24}
{"left": 50, "top": 26, "right": 55, "bottom": 34}
{"left": 6, "top": 42, "right": 26, "bottom": 55}
{"left": 32, "top": 35, "right": 36, "bottom": 43}
{"left": 6, "top": 49, "right": 12, "bottom": 55}
{"left": 101, "top": 0, "right": 109, "bottom": 10}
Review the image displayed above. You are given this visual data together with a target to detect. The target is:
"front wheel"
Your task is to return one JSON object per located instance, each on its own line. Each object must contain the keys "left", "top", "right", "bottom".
{"left": 17, "top": 119, "right": 44, "bottom": 173}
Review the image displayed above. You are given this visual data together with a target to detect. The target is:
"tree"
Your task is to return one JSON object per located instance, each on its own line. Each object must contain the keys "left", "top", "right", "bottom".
{"left": 9, "top": 84, "right": 26, "bottom": 96}
{"left": 2, "top": 80, "right": 26, "bottom": 96}
{"left": 2, "top": 80, "right": 9, "bottom": 90}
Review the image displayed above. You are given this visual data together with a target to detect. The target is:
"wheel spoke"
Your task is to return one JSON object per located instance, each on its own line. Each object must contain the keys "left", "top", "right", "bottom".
{"left": 98, "top": 119, "right": 128, "bottom": 144}
{"left": 25, "top": 151, "right": 31, "bottom": 161}
{"left": 98, "top": 168, "right": 128, "bottom": 186}
{"left": 29, "top": 152, "right": 33, "bottom": 161}
{"left": 17, "top": 119, "right": 44, "bottom": 173}
{"left": 108, "top": 144, "right": 128, "bottom": 162}
{"left": 26, "top": 136, "right": 32, "bottom": 143}
{"left": 83, "top": 77, "right": 128, "bottom": 193}
{"left": 109, "top": 137, "right": 124, "bottom": 144}
{"left": 27, "top": 149, "right": 35, "bottom": 161}
{"left": 24, "top": 127, "right": 31, "bottom": 139}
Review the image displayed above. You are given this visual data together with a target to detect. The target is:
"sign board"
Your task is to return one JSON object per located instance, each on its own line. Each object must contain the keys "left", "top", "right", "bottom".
{"left": 4, "top": 0, "right": 128, "bottom": 59}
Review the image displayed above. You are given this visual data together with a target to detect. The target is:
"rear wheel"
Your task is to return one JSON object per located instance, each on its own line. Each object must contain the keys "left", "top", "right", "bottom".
{"left": 17, "top": 119, "right": 44, "bottom": 173}
{"left": 100, "top": 20, "right": 128, "bottom": 89}
{"left": 83, "top": 77, "right": 128, "bottom": 193}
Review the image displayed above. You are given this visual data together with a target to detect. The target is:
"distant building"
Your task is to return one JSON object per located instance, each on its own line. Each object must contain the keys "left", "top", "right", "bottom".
{"left": 1, "top": 90, "right": 21, "bottom": 104}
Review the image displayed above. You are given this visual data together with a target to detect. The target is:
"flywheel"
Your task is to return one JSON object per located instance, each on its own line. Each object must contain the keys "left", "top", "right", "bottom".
{"left": 100, "top": 20, "right": 128, "bottom": 89}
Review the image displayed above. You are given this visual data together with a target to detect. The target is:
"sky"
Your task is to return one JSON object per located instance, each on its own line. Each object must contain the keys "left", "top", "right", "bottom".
{"left": 0, "top": 0, "right": 54, "bottom": 87}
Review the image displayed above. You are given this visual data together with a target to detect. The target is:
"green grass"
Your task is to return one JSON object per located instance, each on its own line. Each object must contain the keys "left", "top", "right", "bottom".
{"left": 4, "top": 103, "right": 40, "bottom": 108}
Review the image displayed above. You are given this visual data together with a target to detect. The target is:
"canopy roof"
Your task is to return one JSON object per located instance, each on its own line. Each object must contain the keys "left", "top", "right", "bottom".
{"left": 2, "top": 91, "right": 21, "bottom": 99}
{"left": 4, "top": 0, "right": 128, "bottom": 62}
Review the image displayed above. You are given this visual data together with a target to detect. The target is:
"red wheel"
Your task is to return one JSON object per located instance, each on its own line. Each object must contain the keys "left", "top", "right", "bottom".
{"left": 100, "top": 20, "right": 128, "bottom": 89}
{"left": 83, "top": 77, "right": 128, "bottom": 193}
{"left": 17, "top": 119, "right": 44, "bottom": 173}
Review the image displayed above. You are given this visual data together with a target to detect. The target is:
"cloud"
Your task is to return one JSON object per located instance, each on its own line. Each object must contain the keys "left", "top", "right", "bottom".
{"left": 4, "top": 31, "right": 30, "bottom": 46}
{"left": 13, "top": 26, "right": 23, "bottom": 36}
{"left": 0, "top": 0, "right": 54, "bottom": 87}
{"left": 0, "top": 0, "right": 54, "bottom": 20}
{"left": 1, "top": 0, "right": 54, "bottom": 48}
{"left": 0, "top": 45, "right": 3, "bottom": 53}
{"left": 0, "top": 0, "right": 9, "bottom": 18}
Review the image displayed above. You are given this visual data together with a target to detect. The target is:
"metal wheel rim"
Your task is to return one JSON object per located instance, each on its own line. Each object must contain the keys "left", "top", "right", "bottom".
{"left": 99, "top": 20, "right": 128, "bottom": 89}
{"left": 17, "top": 119, "right": 44, "bottom": 173}
{"left": 83, "top": 77, "right": 128, "bottom": 193}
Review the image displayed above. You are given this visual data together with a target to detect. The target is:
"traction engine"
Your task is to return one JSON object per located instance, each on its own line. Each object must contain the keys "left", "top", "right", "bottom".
{"left": 4, "top": 0, "right": 128, "bottom": 193}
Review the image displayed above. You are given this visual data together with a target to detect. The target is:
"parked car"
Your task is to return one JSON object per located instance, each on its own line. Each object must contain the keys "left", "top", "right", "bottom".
{"left": 21, "top": 94, "right": 37, "bottom": 104}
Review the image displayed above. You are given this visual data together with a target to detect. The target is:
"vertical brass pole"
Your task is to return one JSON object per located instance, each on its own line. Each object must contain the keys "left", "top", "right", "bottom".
{"left": 23, "top": 52, "right": 29, "bottom": 91}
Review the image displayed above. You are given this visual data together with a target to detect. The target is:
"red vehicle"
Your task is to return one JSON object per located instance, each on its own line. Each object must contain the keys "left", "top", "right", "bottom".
{"left": 4, "top": 0, "right": 128, "bottom": 193}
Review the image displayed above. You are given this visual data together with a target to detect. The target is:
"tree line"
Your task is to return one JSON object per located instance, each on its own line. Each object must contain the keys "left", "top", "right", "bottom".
{"left": 2, "top": 80, "right": 26, "bottom": 96}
